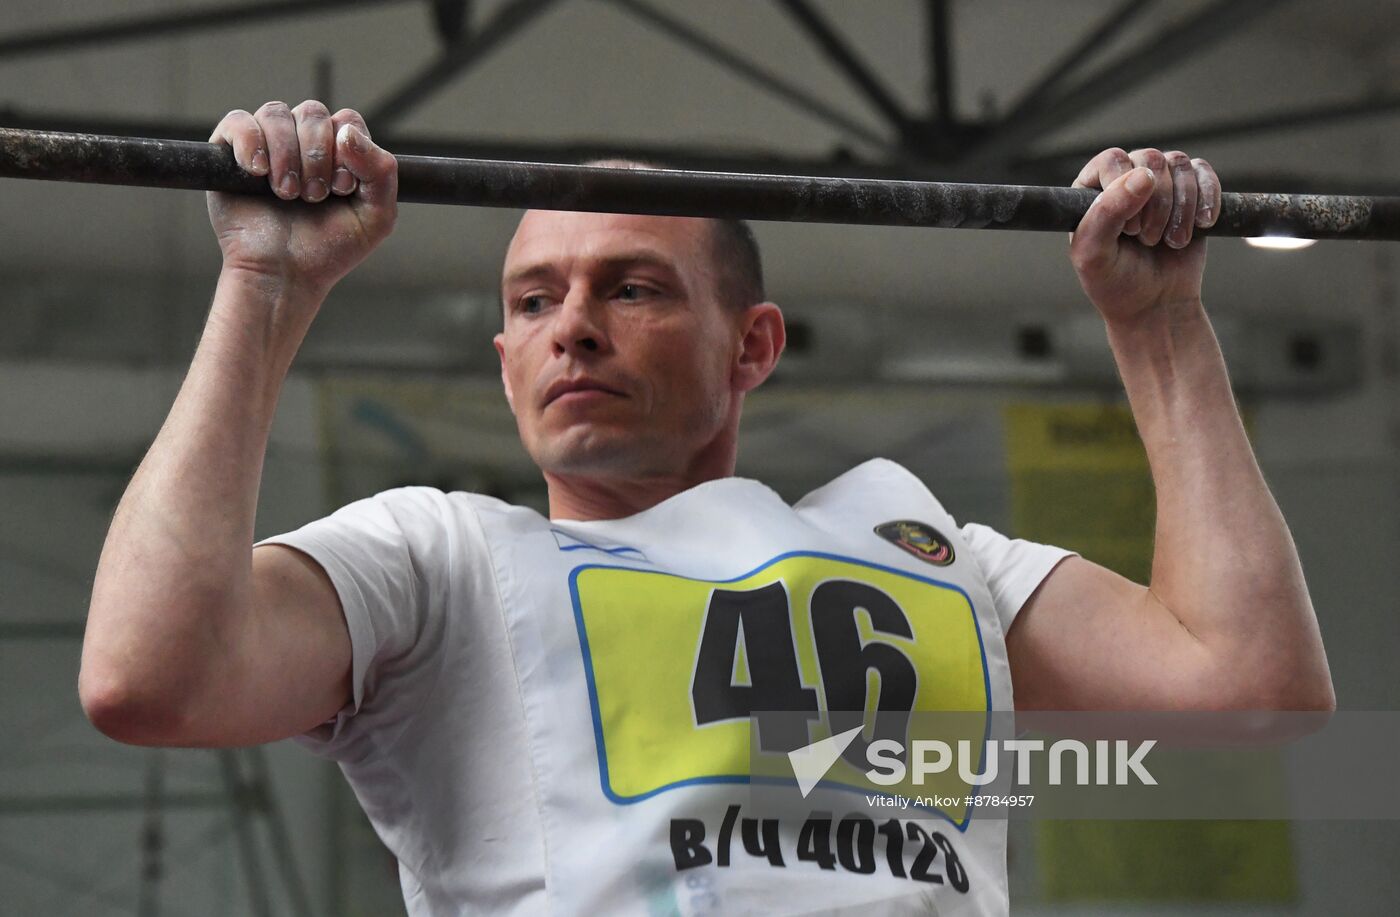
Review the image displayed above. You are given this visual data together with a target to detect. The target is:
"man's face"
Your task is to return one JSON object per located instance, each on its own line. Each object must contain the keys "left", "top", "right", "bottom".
{"left": 495, "top": 210, "right": 744, "bottom": 480}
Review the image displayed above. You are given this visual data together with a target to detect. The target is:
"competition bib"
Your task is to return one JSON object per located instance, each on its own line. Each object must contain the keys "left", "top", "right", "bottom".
{"left": 481, "top": 461, "right": 1015, "bottom": 916}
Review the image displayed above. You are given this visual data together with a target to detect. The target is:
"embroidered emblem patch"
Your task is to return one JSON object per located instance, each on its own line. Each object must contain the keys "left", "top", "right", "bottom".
{"left": 874, "top": 520, "right": 955, "bottom": 566}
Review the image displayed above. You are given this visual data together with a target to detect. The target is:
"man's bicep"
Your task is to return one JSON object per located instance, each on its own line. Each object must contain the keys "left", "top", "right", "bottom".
{"left": 1005, "top": 555, "right": 1214, "bottom": 710}
{"left": 187, "top": 544, "right": 352, "bottom": 747}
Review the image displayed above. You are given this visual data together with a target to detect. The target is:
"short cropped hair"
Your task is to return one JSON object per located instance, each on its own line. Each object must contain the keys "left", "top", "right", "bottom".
{"left": 583, "top": 159, "right": 765, "bottom": 310}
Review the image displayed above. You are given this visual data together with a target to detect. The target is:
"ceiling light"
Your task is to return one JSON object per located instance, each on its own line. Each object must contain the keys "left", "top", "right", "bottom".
{"left": 1245, "top": 235, "right": 1317, "bottom": 251}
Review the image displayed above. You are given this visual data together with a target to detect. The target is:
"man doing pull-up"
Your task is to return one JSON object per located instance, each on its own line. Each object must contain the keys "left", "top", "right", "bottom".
{"left": 80, "top": 99, "right": 1333, "bottom": 916}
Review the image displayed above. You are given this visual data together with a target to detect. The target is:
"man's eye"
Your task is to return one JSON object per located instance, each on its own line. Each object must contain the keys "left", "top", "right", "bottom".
{"left": 519, "top": 295, "right": 545, "bottom": 314}
{"left": 617, "top": 283, "right": 651, "bottom": 301}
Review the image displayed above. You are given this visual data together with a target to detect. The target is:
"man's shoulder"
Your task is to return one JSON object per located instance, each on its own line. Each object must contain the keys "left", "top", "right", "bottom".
{"left": 321, "top": 485, "right": 540, "bottom": 543}
{"left": 360, "top": 484, "right": 520, "bottom": 514}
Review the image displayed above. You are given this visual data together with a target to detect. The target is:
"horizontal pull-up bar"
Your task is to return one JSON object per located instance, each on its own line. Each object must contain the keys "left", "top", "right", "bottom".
{"left": 3, "top": 126, "right": 1398, "bottom": 241}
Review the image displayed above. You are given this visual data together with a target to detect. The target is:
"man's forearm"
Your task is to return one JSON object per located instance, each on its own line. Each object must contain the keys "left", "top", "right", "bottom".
{"left": 1106, "top": 298, "right": 1333, "bottom": 708}
{"left": 80, "top": 269, "right": 324, "bottom": 729}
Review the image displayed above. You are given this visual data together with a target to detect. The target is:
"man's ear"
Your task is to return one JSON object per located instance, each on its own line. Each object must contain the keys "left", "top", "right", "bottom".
{"left": 733, "top": 302, "right": 785, "bottom": 394}
{"left": 494, "top": 332, "right": 516, "bottom": 415}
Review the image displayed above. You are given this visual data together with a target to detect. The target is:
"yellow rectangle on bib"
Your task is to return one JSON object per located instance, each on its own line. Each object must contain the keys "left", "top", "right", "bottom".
{"left": 570, "top": 551, "right": 990, "bottom": 819}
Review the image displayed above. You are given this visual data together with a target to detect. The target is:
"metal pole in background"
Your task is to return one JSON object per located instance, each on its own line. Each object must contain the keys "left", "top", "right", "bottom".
{"left": 219, "top": 751, "right": 273, "bottom": 917}
{"left": 3, "top": 126, "right": 1399, "bottom": 241}
{"left": 137, "top": 751, "right": 165, "bottom": 917}
{"left": 246, "top": 748, "right": 314, "bottom": 917}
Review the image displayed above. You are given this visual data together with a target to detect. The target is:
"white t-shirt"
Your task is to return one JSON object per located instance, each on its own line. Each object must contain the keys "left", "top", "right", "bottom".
{"left": 260, "top": 459, "right": 1074, "bottom": 916}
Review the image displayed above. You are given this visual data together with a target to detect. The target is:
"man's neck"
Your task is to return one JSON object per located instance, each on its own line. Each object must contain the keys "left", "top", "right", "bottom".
{"left": 542, "top": 410, "right": 747, "bottom": 521}
{"left": 544, "top": 432, "right": 741, "bottom": 521}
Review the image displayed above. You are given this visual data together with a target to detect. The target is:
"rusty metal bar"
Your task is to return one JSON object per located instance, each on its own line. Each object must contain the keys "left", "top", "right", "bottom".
{"left": 2, "top": 126, "right": 1399, "bottom": 241}
{"left": 6, "top": 107, "right": 1400, "bottom": 194}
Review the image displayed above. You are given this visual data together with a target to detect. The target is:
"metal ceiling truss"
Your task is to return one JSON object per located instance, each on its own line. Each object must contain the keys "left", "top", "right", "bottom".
{"left": 0, "top": 0, "right": 1396, "bottom": 191}
{"left": 772, "top": 0, "right": 911, "bottom": 133}
{"left": 368, "top": 0, "right": 564, "bottom": 127}
{"left": 962, "top": 0, "right": 1291, "bottom": 167}
{"left": 0, "top": 0, "right": 420, "bottom": 59}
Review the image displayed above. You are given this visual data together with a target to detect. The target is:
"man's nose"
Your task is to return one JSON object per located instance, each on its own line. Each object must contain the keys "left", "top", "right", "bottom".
{"left": 552, "top": 291, "right": 609, "bottom": 357}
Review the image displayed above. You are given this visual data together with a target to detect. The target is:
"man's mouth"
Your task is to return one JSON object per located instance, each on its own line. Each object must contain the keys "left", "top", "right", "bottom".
{"left": 543, "top": 377, "right": 626, "bottom": 407}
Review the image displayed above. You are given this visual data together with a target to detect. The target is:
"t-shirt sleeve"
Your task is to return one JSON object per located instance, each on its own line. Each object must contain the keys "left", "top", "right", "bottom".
{"left": 958, "top": 521, "right": 1078, "bottom": 635}
{"left": 256, "top": 486, "right": 454, "bottom": 761}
